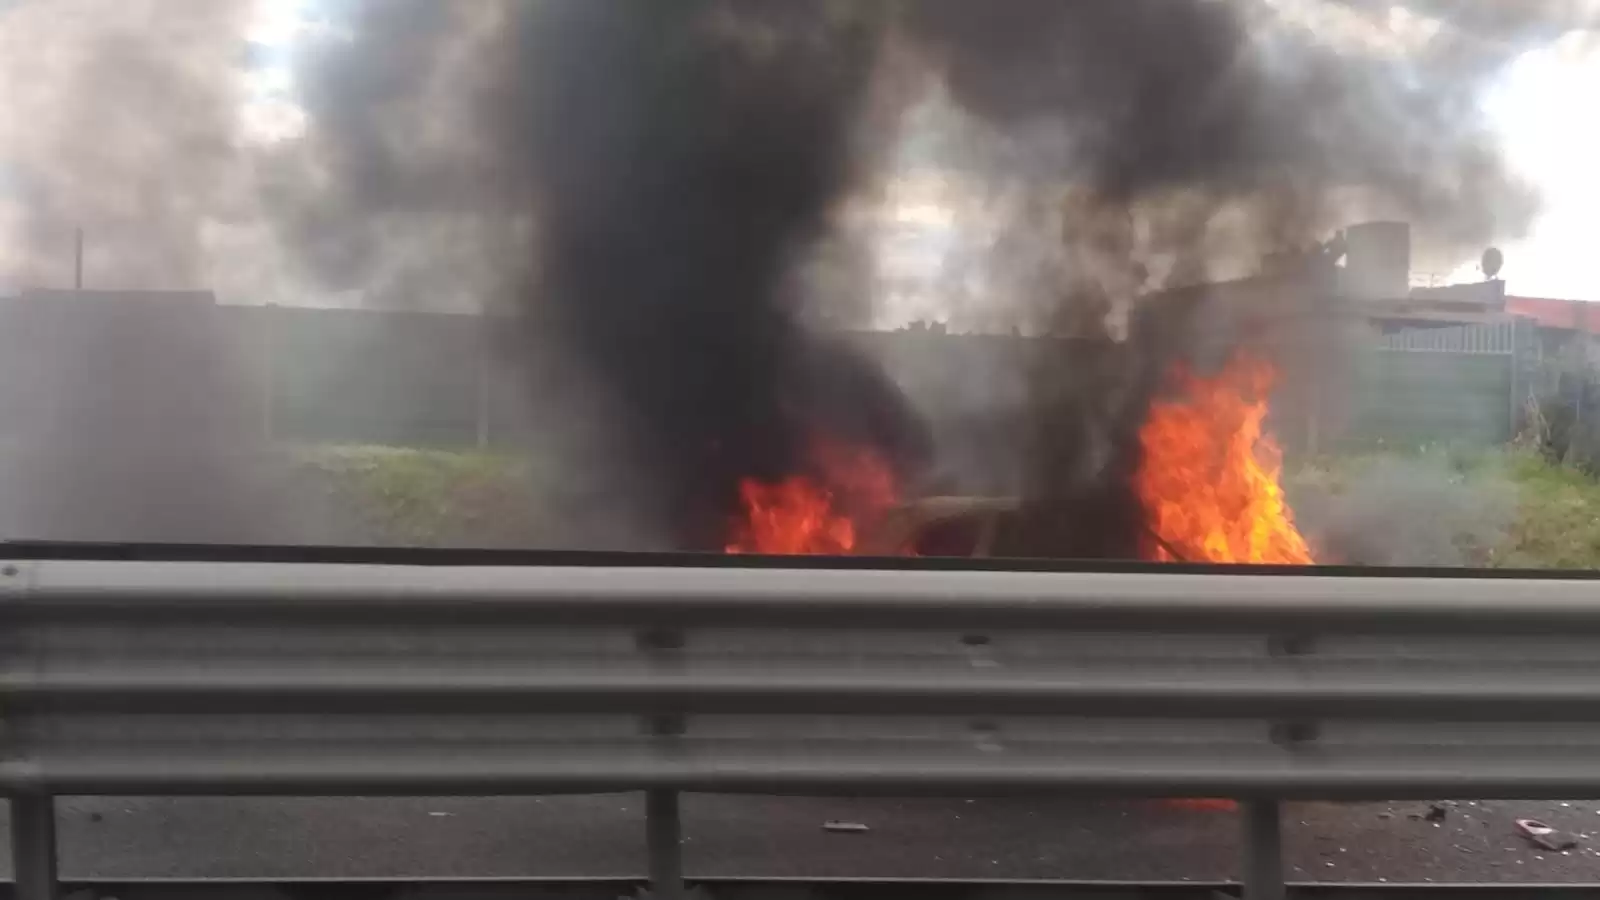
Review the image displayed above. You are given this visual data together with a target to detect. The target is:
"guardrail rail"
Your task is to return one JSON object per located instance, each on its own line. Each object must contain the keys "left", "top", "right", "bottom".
{"left": 7, "top": 554, "right": 1600, "bottom": 899}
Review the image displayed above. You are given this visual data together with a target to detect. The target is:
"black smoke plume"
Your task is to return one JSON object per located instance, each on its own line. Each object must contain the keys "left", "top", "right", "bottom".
{"left": 266, "top": 0, "right": 935, "bottom": 548}
{"left": 506, "top": 1, "right": 926, "bottom": 547}
{"left": 270, "top": 0, "right": 1589, "bottom": 555}
{"left": 895, "top": 0, "right": 1588, "bottom": 559}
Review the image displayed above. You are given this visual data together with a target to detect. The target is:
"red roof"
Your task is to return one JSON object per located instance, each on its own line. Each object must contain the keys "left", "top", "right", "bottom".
{"left": 1507, "top": 296, "right": 1600, "bottom": 335}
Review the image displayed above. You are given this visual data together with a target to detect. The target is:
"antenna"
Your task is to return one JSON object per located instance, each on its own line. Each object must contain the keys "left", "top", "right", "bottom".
{"left": 1481, "top": 246, "right": 1504, "bottom": 280}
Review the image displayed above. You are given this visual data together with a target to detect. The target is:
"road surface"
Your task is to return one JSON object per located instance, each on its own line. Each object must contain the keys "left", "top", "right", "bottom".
{"left": 4, "top": 796, "right": 1599, "bottom": 884}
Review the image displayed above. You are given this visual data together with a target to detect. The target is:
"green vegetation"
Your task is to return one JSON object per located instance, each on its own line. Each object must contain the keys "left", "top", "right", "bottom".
{"left": 1288, "top": 447, "right": 1600, "bottom": 570}
{"left": 289, "top": 445, "right": 545, "bottom": 547}
{"left": 1491, "top": 451, "right": 1600, "bottom": 570}
{"left": 287, "top": 442, "right": 1600, "bottom": 569}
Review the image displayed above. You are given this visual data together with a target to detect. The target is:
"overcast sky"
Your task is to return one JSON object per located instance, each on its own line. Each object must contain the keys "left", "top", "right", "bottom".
{"left": 5, "top": 0, "right": 1600, "bottom": 305}
{"left": 1455, "top": 30, "right": 1600, "bottom": 298}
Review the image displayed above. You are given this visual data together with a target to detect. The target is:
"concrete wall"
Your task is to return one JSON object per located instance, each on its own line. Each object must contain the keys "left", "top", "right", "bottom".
{"left": 0, "top": 295, "right": 1522, "bottom": 462}
{"left": 1343, "top": 348, "right": 1515, "bottom": 449}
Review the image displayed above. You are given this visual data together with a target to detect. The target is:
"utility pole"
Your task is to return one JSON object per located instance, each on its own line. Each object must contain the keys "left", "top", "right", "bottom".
{"left": 73, "top": 227, "right": 84, "bottom": 289}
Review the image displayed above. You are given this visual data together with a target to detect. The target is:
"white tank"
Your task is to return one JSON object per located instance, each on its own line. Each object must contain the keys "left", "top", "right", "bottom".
{"left": 1343, "top": 221, "right": 1411, "bottom": 300}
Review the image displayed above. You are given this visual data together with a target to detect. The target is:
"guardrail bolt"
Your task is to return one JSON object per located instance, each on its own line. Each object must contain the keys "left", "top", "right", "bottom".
{"left": 638, "top": 629, "right": 687, "bottom": 738}
{"left": 960, "top": 633, "right": 999, "bottom": 668}
{"left": 650, "top": 714, "right": 687, "bottom": 737}
{"left": 1270, "top": 720, "right": 1320, "bottom": 746}
{"left": 1266, "top": 635, "right": 1319, "bottom": 748}
{"left": 1268, "top": 634, "right": 1314, "bottom": 657}
{"left": 637, "top": 628, "right": 686, "bottom": 652}
{"left": 970, "top": 720, "right": 1003, "bottom": 753}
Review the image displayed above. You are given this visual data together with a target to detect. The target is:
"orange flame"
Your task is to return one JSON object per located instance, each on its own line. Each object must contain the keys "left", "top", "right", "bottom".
{"left": 725, "top": 441, "right": 899, "bottom": 555}
{"left": 1136, "top": 353, "right": 1312, "bottom": 565}
{"left": 1140, "top": 353, "right": 1309, "bottom": 815}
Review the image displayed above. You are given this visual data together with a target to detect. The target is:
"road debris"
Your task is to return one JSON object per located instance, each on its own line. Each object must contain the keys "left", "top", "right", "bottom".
{"left": 1406, "top": 801, "right": 1455, "bottom": 822}
{"left": 1517, "top": 818, "right": 1580, "bottom": 852}
{"left": 823, "top": 820, "right": 870, "bottom": 833}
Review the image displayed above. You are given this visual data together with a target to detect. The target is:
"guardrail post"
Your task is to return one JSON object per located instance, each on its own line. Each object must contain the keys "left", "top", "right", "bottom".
{"left": 11, "top": 794, "right": 59, "bottom": 900}
{"left": 639, "top": 628, "right": 686, "bottom": 900}
{"left": 1242, "top": 800, "right": 1285, "bottom": 900}
{"left": 647, "top": 788, "right": 685, "bottom": 900}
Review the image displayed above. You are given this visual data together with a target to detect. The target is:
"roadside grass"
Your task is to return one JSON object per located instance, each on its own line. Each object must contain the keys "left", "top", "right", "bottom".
{"left": 1289, "top": 446, "right": 1600, "bottom": 570}
{"left": 287, "top": 442, "right": 1600, "bottom": 569}
{"left": 1491, "top": 451, "right": 1600, "bottom": 570}
{"left": 289, "top": 444, "right": 545, "bottom": 547}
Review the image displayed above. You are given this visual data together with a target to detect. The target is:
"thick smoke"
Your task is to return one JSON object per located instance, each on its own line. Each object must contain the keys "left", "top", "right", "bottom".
{"left": 891, "top": 0, "right": 1589, "bottom": 558}
{"left": 0, "top": 1, "right": 292, "bottom": 544}
{"left": 1, "top": 0, "right": 1589, "bottom": 553}
{"left": 259, "top": 0, "right": 525, "bottom": 310}
{"left": 0, "top": 289, "right": 294, "bottom": 544}
{"left": 900, "top": 0, "right": 1585, "bottom": 305}
{"left": 0, "top": 0, "right": 260, "bottom": 293}
{"left": 265, "top": 0, "right": 932, "bottom": 548}
{"left": 203, "top": 1, "right": 1600, "bottom": 551}
{"left": 1290, "top": 454, "right": 1519, "bottom": 567}
{"left": 507, "top": 1, "right": 929, "bottom": 546}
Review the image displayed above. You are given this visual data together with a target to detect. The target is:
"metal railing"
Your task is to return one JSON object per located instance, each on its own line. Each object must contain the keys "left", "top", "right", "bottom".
{"left": 1376, "top": 320, "right": 1517, "bottom": 354}
{"left": 7, "top": 556, "right": 1600, "bottom": 899}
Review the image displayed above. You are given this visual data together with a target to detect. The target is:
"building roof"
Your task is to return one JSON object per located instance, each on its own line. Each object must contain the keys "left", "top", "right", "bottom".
{"left": 1506, "top": 295, "right": 1600, "bottom": 335}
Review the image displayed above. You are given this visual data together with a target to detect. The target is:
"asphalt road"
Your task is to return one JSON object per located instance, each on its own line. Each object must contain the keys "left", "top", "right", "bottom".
{"left": 1, "top": 795, "right": 1597, "bottom": 884}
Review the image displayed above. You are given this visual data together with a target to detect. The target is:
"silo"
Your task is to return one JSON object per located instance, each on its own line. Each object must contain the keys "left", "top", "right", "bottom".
{"left": 1343, "top": 221, "right": 1411, "bottom": 300}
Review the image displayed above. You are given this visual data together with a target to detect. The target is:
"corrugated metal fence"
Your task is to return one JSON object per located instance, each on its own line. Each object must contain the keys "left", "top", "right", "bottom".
{"left": 1374, "top": 320, "right": 1517, "bottom": 354}
{"left": 0, "top": 297, "right": 1539, "bottom": 454}
{"left": 1341, "top": 320, "right": 1526, "bottom": 449}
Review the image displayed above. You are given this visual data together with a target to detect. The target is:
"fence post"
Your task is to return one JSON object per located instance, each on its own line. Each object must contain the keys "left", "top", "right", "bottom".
{"left": 261, "top": 303, "right": 278, "bottom": 443}
{"left": 639, "top": 628, "right": 687, "bottom": 900}
{"left": 11, "top": 793, "right": 59, "bottom": 900}
{"left": 475, "top": 317, "right": 491, "bottom": 450}
{"left": 1241, "top": 800, "right": 1285, "bottom": 900}
{"left": 647, "top": 788, "right": 685, "bottom": 900}
{"left": 1511, "top": 316, "right": 1541, "bottom": 442}
{"left": 1305, "top": 379, "right": 1322, "bottom": 457}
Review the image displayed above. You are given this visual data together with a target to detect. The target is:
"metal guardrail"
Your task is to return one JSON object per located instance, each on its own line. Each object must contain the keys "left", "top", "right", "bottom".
{"left": 13, "top": 878, "right": 1600, "bottom": 900}
{"left": 8, "top": 559, "right": 1600, "bottom": 899}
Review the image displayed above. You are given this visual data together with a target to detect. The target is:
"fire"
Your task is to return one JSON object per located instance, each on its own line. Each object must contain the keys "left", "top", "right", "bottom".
{"left": 1138, "top": 353, "right": 1312, "bottom": 817}
{"left": 725, "top": 440, "right": 899, "bottom": 555}
{"left": 1136, "top": 353, "right": 1312, "bottom": 565}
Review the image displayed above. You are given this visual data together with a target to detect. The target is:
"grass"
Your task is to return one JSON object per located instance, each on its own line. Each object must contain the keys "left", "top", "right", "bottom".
{"left": 1490, "top": 451, "right": 1600, "bottom": 570}
{"left": 289, "top": 445, "right": 546, "bottom": 547}
{"left": 1288, "top": 446, "right": 1600, "bottom": 570}
{"left": 287, "top": 442, "right": 1600, "bottom": 569}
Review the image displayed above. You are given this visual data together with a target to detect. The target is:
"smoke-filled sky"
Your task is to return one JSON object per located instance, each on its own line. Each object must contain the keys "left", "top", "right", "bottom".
{"left": 3, "top": 0, "right": 1599, "bottom": 556}
{"left": 1, "top": 0, "right": 1598, "bottom": 306}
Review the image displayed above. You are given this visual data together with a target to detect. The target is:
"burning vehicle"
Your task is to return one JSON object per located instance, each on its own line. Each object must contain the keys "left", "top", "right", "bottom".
{"left": 724, "top": 257, "right": 1338, "bottom": 565}
{"left": 720, "top": 351, "right": 1318, "bottom": 565}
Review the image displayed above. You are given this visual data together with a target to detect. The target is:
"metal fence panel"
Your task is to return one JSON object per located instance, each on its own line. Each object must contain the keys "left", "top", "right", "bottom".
{"left": 1375, "top": 321, "right": 1516, "bottom": 354}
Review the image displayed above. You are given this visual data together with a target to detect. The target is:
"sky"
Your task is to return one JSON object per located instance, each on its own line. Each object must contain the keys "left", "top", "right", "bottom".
{"left": 1455, "top": 31, "right": 1600, "bottom": 298}
{"left": 240, "top": 0, "right": 316, "bottom": 143}
{"left": 878, "top": 4, "right": 1600, "bottom": 304}
{"left": 6, "top": 0, "right": 1600, "bottom": 305}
